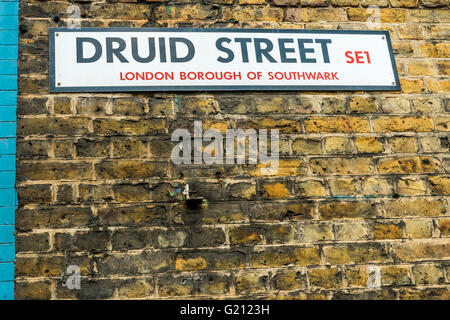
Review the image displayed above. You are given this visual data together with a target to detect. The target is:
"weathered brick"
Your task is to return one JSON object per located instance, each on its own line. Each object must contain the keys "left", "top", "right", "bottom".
{"left": 261, "top": 181, "right": 291, "bottom": 199}
{"left": 286, "top": 8, "right": 347, "bottom": 22}
{"left": 405, "top": 219, "right": 433, "bottom": 239}
{"left": 18, "top": 117, "right": 90, "bottom": 136}
{"left": 94, "top": 119, "right": 166, "bottom": 136}
{"left": 117, "top": 278, "right": 155, "bottom": 298}
{"left": 112, "top": 229, "right": 152, "bottom": 250}
{"left": 349, "top": 97, "right": 378, "bottom": 113}
{"left": 17, "top": 162, "right": 92, "bottom": 181}
{"left": 95, "top": 160, "right": 167, "bottom": 179}
{"left": 324, "top": 243, "right": 387, "bottom": 264}
{"left": 324, "top": 137, "right": 354, "bottom": 154}
{"left": 373, "top": 116, "right": 434, "bottom": 132}
{"left": 377, "top": 156, "right": 440, "bottom": 174}
{"left": 272, "top": 269, "right": 307, "bottom": 291}
{"left": 413, "top": 264, "right": 445, "bottom": 285}
{"left": 304, "top": 116, "right": 370, "bottom": 133}
{"left": 97, "top": 205, "right": 167, "bottom": 227}
{"left": 17, "top": 184, "right": 52, "bottom": 204}
{"left": 320, "top": 201, "right": 378, "bottom": 220}
{"left": 309, "top": 267, "right": 341, "bottom": 289}
{"left": 397, "top": 178, "right": 426, "bottom": 196}
{"left": 385, "top": 199, "right": 447, "bottom": 217}
{"left": 335, "top": 222, "right": 369, "bottom": 241}
{"left": 390, "top": 136, "right": 417, "bottom": 153}
{"left": 380, "top": 265, "right": 412, "bottom": 286}
{"left": 158, "top": 274, "right": 194, "bottom": 297}
{"left": 391, "top": 239, "right": 450, "bottom": 262}
{"left": 76, "top": 138, "right": 109, "bottom": 158}
{"left": 300, "top": 223, "right": 333, "bottom": 242}
{"left": 264, "top": 224, "right": 298, "bottom": 244}
{"left": 230, "top": 225, "right": 262, "bottom": 245}
{"left": 310, "top": 157, "right": 373, "bottom": 174}
{"left": 16, "top": 206, "right": 93, "bottom": 232}
{"left": 252, "top": 246, "right": 320, "bottom": 267}
{"left": 372, "top": 222, "right": 404, "bottom": 239}
{"left": 249, "top": 201, "right": 315, "bottom": 221}
{"left": 17, "top": 140, "right": 50, "bottom": 159}
{"left": 235, "top": 270, "right": 269, "bottom": 294}
{"left": 438, "top": 218, "right": 450, "bottom": 236}
{"left": 292, "top": 139, "right": 322, "bottom": 154}
{"left": 15, "top": 281, "right": 51, "bottom": 300}
{"left": 355, "top": 137, "right": 384, "bottom": 153}
{"left": 16, "top": 233, "right": 50, "bottom": 252}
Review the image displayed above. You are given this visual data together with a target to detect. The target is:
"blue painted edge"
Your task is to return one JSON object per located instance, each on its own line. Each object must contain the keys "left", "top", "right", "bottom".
{"left": 0, "top": 5, "right": 16, "bottom": 300}
{"left": 0, "top": 206, "right": 15, "bottom": 225}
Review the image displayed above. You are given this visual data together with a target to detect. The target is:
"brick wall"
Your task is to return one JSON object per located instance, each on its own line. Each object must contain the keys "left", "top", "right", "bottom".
{"left": 15, "top": 0, "right": 450, "bottom": 299}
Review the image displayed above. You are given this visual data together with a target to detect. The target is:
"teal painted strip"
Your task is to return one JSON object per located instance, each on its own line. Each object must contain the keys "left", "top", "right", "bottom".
{"left": 0, "top": 225, "right": 13, "bottom": 242}
{"left": 0, "top": 282, "right": 13, "bottom": 300}
{"left": 0, "top": 122, "right": 16, "bottom": 137}
{"left": 0, "top": 60, "right": 16, "bottom": 74}
{"left": 0, "top": 30, "right": 17, "bottom": 44}
{"left": 0, "top": 188, "right": 15, "bottom": 206}
{"left": 0, "top": 45, "right": 17, "bottom": 59}
{"left": 0, "top": 3, "right": 18, "bottom": 15}
{"left": 0, "top": 172, "right": 14, "bottom": 188}
{"left": 0, "top": 262, "right": 13, "bottom": 281}
{"left": 0, "top": 154, "right": 15, "bottom": 170}
{"left": 0, "top": 7, "right": 16, "bottom": 300}
{"left": 0, "top": 91, "right": 16, "bottom": 105}
{"left": 0, "top": 106, "right": 16, "bottom": 121}
{"left": 0, "top": 19, "right": 17, "bottom": 30}
{"left": 0, "top": 206, "right": 14, "bottom": 224}
{"left": 0, "top": 106, "right": 15, "bottom": 121}
{"left": 0, "top": 138, "right": 15, "bottom": 153}
{"left": 0, "top": 244, "right": 13, "bottom": 262}
{"left": 0, "top": 75, "right": 17, "bottom": 89}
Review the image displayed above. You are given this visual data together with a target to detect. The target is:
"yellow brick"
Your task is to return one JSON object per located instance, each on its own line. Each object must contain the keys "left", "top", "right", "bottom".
{"left": 223, "top": 6, "right": 284, "bottom": 21}
{"left": 324, "top": 137, "right": 354, "bottom": 154}
{"left": 400, "top": 78, "right": 425, "bottom": 93}
{"left": 175, "top": 256, "right": 207, "bottom": 271}
{"left": 429, "top": 176, "right": 450, "bottom": 195}
{"left": 373, "top": 116, "right": 434, "bottom": 132}
{"left": 372, "top": 222, "right": 403, "bottom": 239}
{"left": 426, "top": 79, "right": 450, "bottom": 94}
{"left": 398, "top": 25, "right": 424, "bottom": 40}
{"left": 436, "top": 116, "right": 450, "bottom": 131}
{"left": 296, "top": 180, "right": 327, "bottom": 197}
{"left": 349, "top": 97, "right": 378, "bottom": 113}
{"left": 407, "top": 60, "right": 435, "bottom": 76}
{"left": 362, "top": 177, "right": 393, "bottom": 196}
{"left": 417, "top": 43, "right": 450, "bottom": 58}
{"left": 436, "top": 60, "right": 450, "bottom": 76}
{"left": 380, "top": 9, "right": 408, "bottom": 22}
{"left": 286, "top": 8, "right": 347, "bottom": 22}
{"left": 397, "top": 178, "right": 427, "bottom": 195}
{"left": 262, "top": 182, "right": 291, "bottom": 198}
{"left": 378, "top": 156, "right": 440, "bottom": 174}
{"left": 355, "top": 137, "right": 384, "bottom": 153}
{"left": 404, "top": 219, "right": 433, "bottom": 238}
{"left": 304, "top": 116, "right": 370, "bottom": 133}
{"left": 390, "top": 136, "right": 417, "bottom": 152}
{"left": 380, "top": 266, "right": 411, "bottom": 286}
{"left": 328, "top": 178, "right": 357, "bottom": 196}
{"left": 389, "top": 0, "right": 418, "bottom": 7}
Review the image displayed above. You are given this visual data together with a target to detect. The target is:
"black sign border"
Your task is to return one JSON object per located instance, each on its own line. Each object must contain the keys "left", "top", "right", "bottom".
{"left": 49, "top": 28, "right": 401, "bottom": 92}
